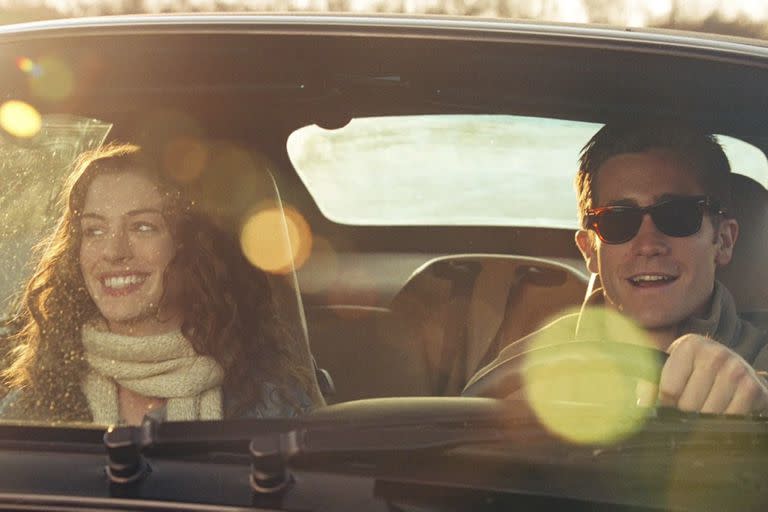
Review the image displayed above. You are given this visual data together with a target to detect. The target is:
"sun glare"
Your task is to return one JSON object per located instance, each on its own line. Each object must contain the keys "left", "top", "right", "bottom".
{"left": 29, "top": 56, "right": 75, "bottom": 101}
{"left": 0, "top": 100, "right": 42, "bottom": 138}
{"left": 523, "top": 307, "right": 660, "bottom": 445}
{"left": 240, "top": 206, "right": 312, "bottom": 274}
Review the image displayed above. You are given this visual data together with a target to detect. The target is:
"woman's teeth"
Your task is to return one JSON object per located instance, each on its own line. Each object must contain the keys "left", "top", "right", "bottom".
{"left": 103, "top": 275, "right": 146, "bottom": 289}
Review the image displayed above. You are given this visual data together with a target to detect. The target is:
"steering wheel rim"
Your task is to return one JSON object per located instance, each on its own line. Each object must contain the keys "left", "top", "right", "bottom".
{"left": 462, "top": 341, "right": 669, "bottom": 399}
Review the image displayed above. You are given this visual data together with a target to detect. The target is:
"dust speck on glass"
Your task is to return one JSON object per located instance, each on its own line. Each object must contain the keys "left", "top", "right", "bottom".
{"left": 0, "top": 115, "right": 112, "bottom": 320}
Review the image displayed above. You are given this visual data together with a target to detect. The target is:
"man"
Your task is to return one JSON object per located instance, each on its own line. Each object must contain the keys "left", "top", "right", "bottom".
{"left": 466, "top": 121, "right": 768, "bottom": 414}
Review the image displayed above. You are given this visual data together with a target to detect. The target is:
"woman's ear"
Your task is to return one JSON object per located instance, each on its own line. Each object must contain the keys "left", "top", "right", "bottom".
{"left": 575, "top": 229, "right": 599, "bottom": 274}
{"left": 715, "top": 218, "right": 739, "bottom": 266}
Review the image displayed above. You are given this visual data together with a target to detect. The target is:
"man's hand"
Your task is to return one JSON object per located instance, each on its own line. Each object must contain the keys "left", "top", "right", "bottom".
{"left": 655, "top": 334, "right": 768, "bottom": 414}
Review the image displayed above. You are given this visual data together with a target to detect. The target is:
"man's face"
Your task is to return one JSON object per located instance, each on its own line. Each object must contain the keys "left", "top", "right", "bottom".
{"left": 576, "top": 149, "right": 738, "bottom": 331}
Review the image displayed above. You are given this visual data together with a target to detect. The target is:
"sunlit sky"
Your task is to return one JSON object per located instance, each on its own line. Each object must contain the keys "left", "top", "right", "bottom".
{"left": 7, "top": 0, "right": 768, "bottom": 26}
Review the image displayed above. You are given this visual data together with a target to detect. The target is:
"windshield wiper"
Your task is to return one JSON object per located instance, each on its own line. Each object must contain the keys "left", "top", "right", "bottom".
{"left": 103, "top": 398, "right": 527, "bottom": 492}
{"left": 101, "top": 397, "right": 768, "bottom": 508}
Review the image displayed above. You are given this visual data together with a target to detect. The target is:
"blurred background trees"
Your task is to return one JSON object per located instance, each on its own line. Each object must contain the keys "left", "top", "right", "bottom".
{"left": 1, "top": 0, "right": 767, "bottom": 39}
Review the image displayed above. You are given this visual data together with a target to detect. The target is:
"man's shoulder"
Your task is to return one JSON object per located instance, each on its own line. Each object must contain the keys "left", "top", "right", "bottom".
{"left": 741, "top": 311, "right": 768, "bottom": 331}
{"left": 738, "top": 310, "right": 768, "bottom": 371}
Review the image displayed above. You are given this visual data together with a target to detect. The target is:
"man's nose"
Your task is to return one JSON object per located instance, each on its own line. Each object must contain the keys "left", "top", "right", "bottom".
{"left": 103, "top": 228, "right": 132, "bottom": 261}
{"left": 631, "top": 213, "right": 670, "bottom": 256}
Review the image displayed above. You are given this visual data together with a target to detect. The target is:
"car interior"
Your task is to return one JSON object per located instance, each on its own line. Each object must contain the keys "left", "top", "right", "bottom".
{"left": 1, "top": 25, "right": 768, "bottom": 408}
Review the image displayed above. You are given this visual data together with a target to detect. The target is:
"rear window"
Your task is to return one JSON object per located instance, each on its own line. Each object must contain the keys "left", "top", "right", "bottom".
{"left": 288, "top": 115, "right": 768, "bottom": 228}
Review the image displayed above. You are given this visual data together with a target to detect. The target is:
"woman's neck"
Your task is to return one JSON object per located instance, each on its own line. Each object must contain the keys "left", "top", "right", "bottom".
{"left": 106, "top": 311, "right": 183, "bottom": 337}
{"left": 118, "top": 385, "right": 166, "bottom": 425}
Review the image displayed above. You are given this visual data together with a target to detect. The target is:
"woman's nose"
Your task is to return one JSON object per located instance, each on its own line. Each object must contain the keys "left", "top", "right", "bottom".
{"left": 103, "top": 228, "right": 132, "bottom": 261}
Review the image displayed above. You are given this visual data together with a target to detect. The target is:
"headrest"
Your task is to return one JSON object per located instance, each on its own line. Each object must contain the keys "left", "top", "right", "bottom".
{"left": 716, "top": 174, "right": 768, "bottom": 312}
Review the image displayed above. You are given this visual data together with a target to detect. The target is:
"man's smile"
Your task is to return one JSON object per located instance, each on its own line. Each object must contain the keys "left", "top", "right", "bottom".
{"left": 627, "top": 273, "right": 679, "bottom": 288}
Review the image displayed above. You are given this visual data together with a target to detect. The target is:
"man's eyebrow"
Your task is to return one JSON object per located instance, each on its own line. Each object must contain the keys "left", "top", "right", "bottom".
{"left": 656, "top": 193, "right": 692, "bottom": 202}
{"left": 602, "top": 193, "right": 696, "bottom": 208}
{"left": 80, "top": 208, "right": 163, "bottom": 220}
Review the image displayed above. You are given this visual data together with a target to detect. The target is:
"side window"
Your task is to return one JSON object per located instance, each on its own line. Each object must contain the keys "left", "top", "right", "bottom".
{"left": 719, "top": 135, "right": 768, "bottom": 189}
{"left": 0, "top": 114, "right": 112, "bottom": 316}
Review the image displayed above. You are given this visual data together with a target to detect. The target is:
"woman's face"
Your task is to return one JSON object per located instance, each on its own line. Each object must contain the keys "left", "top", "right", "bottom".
{"left": 78, "top": 170, "right": 182, "bottom": 335}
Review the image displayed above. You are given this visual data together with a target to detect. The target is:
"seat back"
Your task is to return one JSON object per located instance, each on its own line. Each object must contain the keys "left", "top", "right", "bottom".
{"left": 389, "top": 254, "right": 588, "bottom": 395}
{"left": 716, "top": 174, "right": 768, "bottom": 312}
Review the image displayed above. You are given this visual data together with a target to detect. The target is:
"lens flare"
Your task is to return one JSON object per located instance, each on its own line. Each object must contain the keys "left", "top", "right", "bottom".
{"left": 0, "top": 100, "right": 42, "bottom": 138}
{"left": 284, "top": 207, "right": 313, "bottom": 270}
{"left": 523, "top": 307, "right": 659, "bottom": 445}
{"left": 163, "top": 136, "right": 209, "bottom": 184}
{"left": 16, "top": 56, "right": 41, "bottom": 76}
{"left": 240, "top": 206, "right": 312, "bottom": 274}
{"left": 29, "top": 56, "right": 74, "bottom": 101}
{"left": 194, "top": 144, "right": 284, "bottom": 227}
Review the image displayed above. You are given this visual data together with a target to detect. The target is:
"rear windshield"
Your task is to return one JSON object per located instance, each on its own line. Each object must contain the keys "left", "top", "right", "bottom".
{"left": 288, "top": 115, "right": 768, "bottom": 228}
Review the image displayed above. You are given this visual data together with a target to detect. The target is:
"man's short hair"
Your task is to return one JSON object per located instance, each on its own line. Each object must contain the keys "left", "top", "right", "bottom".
{"left": 575, "top": 121, "right": 732, "bottom": 226}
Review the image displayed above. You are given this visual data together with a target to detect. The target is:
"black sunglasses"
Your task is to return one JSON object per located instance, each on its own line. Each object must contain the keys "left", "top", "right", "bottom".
{"left": 584, "top": 196, "right": 726, "bottom": 245}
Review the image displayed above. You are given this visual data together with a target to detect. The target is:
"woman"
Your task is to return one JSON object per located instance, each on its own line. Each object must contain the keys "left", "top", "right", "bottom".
{"left": 0, "top": 143, "right": 321, "bottom": 424}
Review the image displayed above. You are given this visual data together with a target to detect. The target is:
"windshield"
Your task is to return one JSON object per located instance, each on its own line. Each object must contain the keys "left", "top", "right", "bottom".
{"left": 1, "top": 14, "right": 768, "bottom": 512}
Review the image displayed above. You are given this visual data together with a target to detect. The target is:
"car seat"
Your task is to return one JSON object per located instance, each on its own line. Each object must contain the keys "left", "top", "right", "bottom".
{"left": 716, "top": 174, "right": 768, "bottom": 314}
{"left": 388, "top": 255, "right": 588, "bottom": 396}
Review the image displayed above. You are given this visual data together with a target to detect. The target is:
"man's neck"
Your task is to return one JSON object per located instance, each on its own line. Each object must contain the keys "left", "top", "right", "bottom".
{"left": 642, "top": 326, "right": 678, "bottom": 352}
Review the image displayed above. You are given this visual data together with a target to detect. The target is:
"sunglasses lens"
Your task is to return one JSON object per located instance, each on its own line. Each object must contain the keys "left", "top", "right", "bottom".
{"left": 593, "top": 210, "right": 642, "bottom": 244}
{"left": 651, "top": 199, "right": 703, "bottom": 237}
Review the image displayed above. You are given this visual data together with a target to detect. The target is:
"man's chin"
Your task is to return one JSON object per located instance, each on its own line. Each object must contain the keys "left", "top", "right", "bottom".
{"left": 624, "top": 308, "right": 683, "bottom": 332}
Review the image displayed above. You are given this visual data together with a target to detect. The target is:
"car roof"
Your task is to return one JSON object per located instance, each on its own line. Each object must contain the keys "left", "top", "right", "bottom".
{"left": 2, "top": 13, "right": 768, "bottom": 143}
{"left": 1, "top": 13, "right": 767, "bottom": 48}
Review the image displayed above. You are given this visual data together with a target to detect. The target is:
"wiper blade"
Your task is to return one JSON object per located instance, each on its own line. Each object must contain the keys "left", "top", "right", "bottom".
{"left": 102, "top": 397, "right": 768, "bottom": 501}
{"left": 103, "top": 416, "right": 297, "bottom": 487}
{"left": 103, "top": 398, "right": 530, "bottom": 492}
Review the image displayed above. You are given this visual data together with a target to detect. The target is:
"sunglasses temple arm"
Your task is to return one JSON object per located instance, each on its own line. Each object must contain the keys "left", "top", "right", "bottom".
{"left": 574, "top": 271, "right": 599, "bottom": 339}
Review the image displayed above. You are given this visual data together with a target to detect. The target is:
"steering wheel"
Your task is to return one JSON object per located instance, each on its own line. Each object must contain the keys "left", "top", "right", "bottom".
{"left": 462, "top": 341, "right": 669, "bottom": 399}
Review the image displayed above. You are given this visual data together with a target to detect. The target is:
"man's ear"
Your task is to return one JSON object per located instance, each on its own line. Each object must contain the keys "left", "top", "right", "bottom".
{"left": 714, "top": 218, "right": 739, "bottom": 266}
{"left": 575, "top": 229, "right": 599, "bottom": 274}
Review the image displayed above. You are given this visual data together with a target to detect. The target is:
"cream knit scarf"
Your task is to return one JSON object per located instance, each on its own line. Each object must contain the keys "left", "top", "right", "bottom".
{"left": 80, "top": 324, "right": 224, "bottom": 424}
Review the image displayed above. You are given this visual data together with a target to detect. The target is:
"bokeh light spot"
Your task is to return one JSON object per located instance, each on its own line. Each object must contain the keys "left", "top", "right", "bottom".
{"left": 284, "top": 207, "right": 313, "bottom": 270}
{"left": 524, "top": 307, "right": 659, "bottom": 445}
{"left": 0, "top": 100, "right": 42, "bottom": 138}
{"left": 29, "top": 56, "right": 74, "bottom": 101}
{"left": 163, "top": 136, "right": 209, "bottom": 184}
{"left": 16, "top": 56, "right": 41, "bottom": 77}
{"left": 240, "top": 206, "right": 312, "bottom": 274}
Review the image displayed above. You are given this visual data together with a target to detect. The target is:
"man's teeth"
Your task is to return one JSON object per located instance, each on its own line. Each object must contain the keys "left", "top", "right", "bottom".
{"left": 103, "top": 275, "right": 146, "bottom": 289}
{"left": 630, "top": 275, "right": 674, "bottom": 283}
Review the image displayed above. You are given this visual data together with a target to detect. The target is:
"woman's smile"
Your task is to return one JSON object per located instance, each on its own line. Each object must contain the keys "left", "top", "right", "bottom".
{"left": 99, "top": 272, "right": 150, "bottom": 296}
{"left": 79, "top": 171, "right": 182, "bottom": 335}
